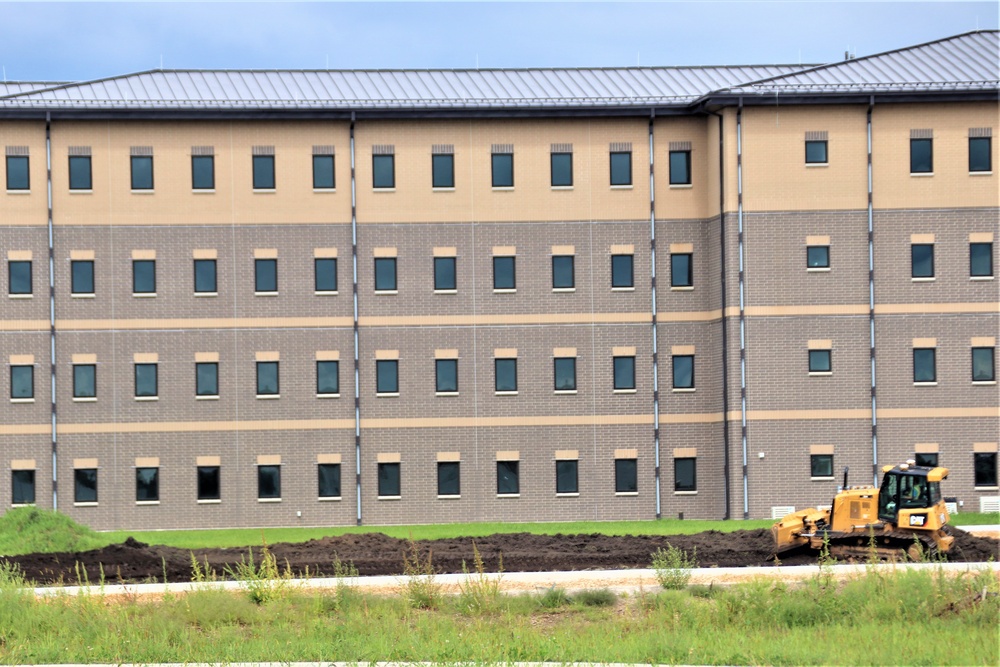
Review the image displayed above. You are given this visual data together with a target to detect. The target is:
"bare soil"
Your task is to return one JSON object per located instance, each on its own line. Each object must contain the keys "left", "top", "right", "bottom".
{"left": 4, "top": 527, "right": 997, "bottom": 586}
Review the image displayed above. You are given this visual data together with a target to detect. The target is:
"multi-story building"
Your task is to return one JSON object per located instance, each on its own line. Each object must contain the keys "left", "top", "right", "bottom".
{"left": 0, "top": 31, "right": 997, "bottom": 530}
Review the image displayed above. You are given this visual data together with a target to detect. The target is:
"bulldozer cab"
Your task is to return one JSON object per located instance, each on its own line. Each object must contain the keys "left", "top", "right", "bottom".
{"left": 877, "top": 466, "right": 943, "bottom": 523}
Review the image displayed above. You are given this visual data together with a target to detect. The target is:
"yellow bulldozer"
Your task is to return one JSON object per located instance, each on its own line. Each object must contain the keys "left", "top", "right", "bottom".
{"left": 773, "top": 461, "right": 954, "bottom": 561}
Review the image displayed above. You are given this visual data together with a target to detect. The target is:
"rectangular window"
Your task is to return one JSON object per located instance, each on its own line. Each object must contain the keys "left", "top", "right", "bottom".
{"left": 972, "top": 347, "right": 995, "bottom": 382}
{"left": 810, "top": 454, "right": 833, "bottom": 478}
{"left": 197, "top": 466, "right": 220, "bottom": 500}
{"left": 432, "top": 154, "right": 454, "bottom": 188}
{"left": 971, "top": 243, "right": 993, "bottom": 277}
{"left": 554, "top": 357, "right": 577, "bottom": 391}
{"left": 8, "top": 260, "right": 31, "bottom": 295}
{"left": 435, "top": 358, "right": 458, "bottom": 393}
{"left": 256, "top": 361, "right": 279, "bottom": 396}
{"left": 911, "top": 244, "right": 934, "bottom": 278}
{"left": 915, "top": 453, "right": 939, "bottom": 468}
{"left": 492, "top": 153, "right": 514, "bottom": 188}
{"left": 674, "top": 458, "right": 696, "bottom": 491}
{"left": 372, "top": 154, "right": 395, "bottom": 188}
{"left": 194, "top": 259, "right": 217, "bottom": 293}
{"left": 317, "top": 360, "right": 340, "bottom": 395}
{"left": 6, "top": 155, "right": 29, "bottom": 190}
{"left": 252, "top": 155, "right": 275, "bottom": 189}
{"left": 913, "top": 348, "right": 936, "bottom": 383}
{"left": 74, "top": 468, "right": 97, "bottom": 503}
{"left": 437, "top": 461, "right": 460, "bottom": 496}
{"left": 71, "top": 260, "right": 94, "bottom": 295}
{"left": 611, "top": 254, "right": 634, "bottom": 288}
{"left": 377, "top": 462, "right": 400, "bottom": 497}
{"left": 550, "top": 152, "right": 572, "bottom": 187}
{"left": 191, "top": 155, "right": 215, "bottom": 190}
{"left": 130, "top": 156, "right": 153, "bottom": 190}
{"left": 670, "top": 253, "right": 693, "bottom": 287}
{"left": 614, "top": 356, "right": 636, "bottom": 390}
{"left": 376, "top": 359, "right": 399, "bottom": 394}
{"left": 556, "top": 460, "right": 578, "bottom": 494}
{"left": 615, "top": 459, "right": 637, "bottom": 493}
{"left": 493, "top": 256, "right": 516, "bottom": 291}
{"left": 374, "top": 257, "right": 397, "bottom": 292}
{"left": 910, "top": 138, "right": 933, "bottom": 173}
{"left": 69, "top": 156, "right": 92, "bottom": 190}
{"left": 255, "top": 258, "right": 277, "bottom": 293}
{"left": 12, "top": 469, "right": 35, "bottom": 505}
{"left": 807, "top": 246, "right": 830, "bottom": 269}
{"left": 497, "top": 461, "right": 519, "bottom": 495}
{"left": 974, "top": 452, "right": 998, "bottom": 487}
{"left": 495, "top": 358, "right": 517, "bottom": 392}
{"left": 313, "top": 155, "right": 335, "bottom": 189}
{"left": 552, "top": 255, "right": 575, "bottom": 289}
{"left": 610, "top": 151, "right": 632, "bottom": 186}
{"left": 315, "top": 258, "right": 338, "bottom": 292}
{"left": 669, "top": 150, "right": 691, "bottom": 185}
{"left": 10, "top": 365, "right": 33, "bottom": 399}
{"left": 135, "top": 363, "right": 158, "bottom": 398}
{"left": 136, "top": 467, "right": 159, "bottom": 502}
{"left": 257, "top": 465, "right": 281, "bottom": 500}
{"left": 809, "top": 349, "right": 832, "bottom": 374}
{"left": 434, "top": 256, "right": 456, "bottom": 291}
{"left": 132, "top": 259, "right": 156, "bottom": 294}
{"left": 318, "top": 463, "right": 341, "bottom": 498}
{"left": 73, "top": 364, "right": 96, "bottom": 399}
{"left": 805, "top": 140, "right": 828, "bottom": 164}
{"left": 672, "top": 355, "right": 694, "bottom": 389}
{"left": 196, "top": 362, "right": 219, "bottom": 397}
{"left": 969, "top": 137, "right": 991, "bottom": 172}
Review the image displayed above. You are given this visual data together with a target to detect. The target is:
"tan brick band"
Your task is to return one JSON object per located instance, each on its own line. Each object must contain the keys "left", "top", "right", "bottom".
{"left": 437, "top": 452, "right": 461, "bottom": 462}
{"left": 808, "top": 339, "right": 833, "bottom": 350}
{"left": 810, "top": 445, "right": 834, "bottom": 455}
{"left": 9, "top": 354, "right": 34, "bottom": 364}
{"left": 610, "top": 244, "right": 634, "bottom": 254}
{"left": 494, "top": 348, "right": 518, "bottom": 358}
{"left": 974, "top": 443, "right": 999, "bottom": 453}
{"left": 432, "top": 246, "right": 457, "bottom": 257}
{"left": 57, "top": 317, "right": 355, "bottom": 330}
{"left": 671, "top": 345, "right": 695, "bottom": 355}
{"left": 193, "top": 249, "right": 218, "bottom": 259}
{"left": 377, "top": 453, "right": 401, "bottom": 463}
{"left": 135, "top": 457, "right": 160, "bottom": 467}
{"left": 72, "top": 354, "right": 97, "bottom": 364}
{"left": 555, "top": 450, "right": 579, "bottom": 460}
{"left": 316, "top": 350, "right": 340, "bottom": 361}
{"left": 912, "top": 338, "right": 937, "bottom": 348}
{"left": 970, "top": 232, "right": 994, "bottom": 243}
{"left": 131, "top": 249, "right": 156, "bottom": 260}
{"left": 614, "top": 449, "right": 638, "bottom": 459}
{"left": 7, "top": 250, "right": 32, "bottom": 260}
{"left": 806, "top": 235, "right": 830, "bottom": 245}
{"left": 317, "top": 453, "right": 342, "bottom": 464}
{"left": 373, "top": 247, "right": 397, "bottom": 258}
{"left": 553, "top": 347, "right": 577, "bottom": 357}
{"left": 910, "top": 233, "right": 935, "bottom": 244}
{"left": 914, "top": 443, "right": 939, "bottom": 454}
{"left": 257, "top": 455, "right": 281, "bottom": 465}
{"left": 253, "top": 248, "right": 278, "bottom": 259}
{"left": 972, "top": 337, "right": 996, "bottom": 347}
{"left": 492, "top": 246, "right": 516, "bottom": 256}
{"left": 551, "top": 245, "right": 575, "bottom": 255}
{"left": 496, "top": 450, "right": 520, "bottom": 461}
{"left": 195, "top": 352, "right": 219, "bottom": 362}
{"left": 613, "top": 346, "right": 637, "bottom": 356}
{"left": 11, "top": 459, "right": 36, "bottom": 470}
{"left": 670, "top": 243, "right": 693, "bottom": 253}
{"left": 434, "top": 349, "right": 459, "bottom": 359}
{"left": 312, "top": 247, "right": 338, "bottom": 258}
{"left": 70, "top": 250, "right": 95, "bottom": 260}
{"left": 73, "top": 458, "right": 98, "bottom": 469}
{"left": 133, "top": 353, "right": 159, "bottom": 363}
{"left": 255, "top": 351, "right": 280, "bottom": 361}
{"left": 196, "top": 456, "right": 221, "bottom": 466}
{"left": 375, "top": 349, "right": 399, "bottom": 360}
{"left": 673, "top": 447, "right": 697, "bottom": 458}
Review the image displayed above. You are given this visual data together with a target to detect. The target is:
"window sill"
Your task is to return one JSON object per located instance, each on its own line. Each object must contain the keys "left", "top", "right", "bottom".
{"left": 130, "top": 189, "right": 155, "bottom": 195}
{"left": 974, "top": 486, "right": 999, "bottom": 491}
{"left": 493, "top": 288, "right": 516, "bottom": 294}
{"left": 258, "top": 498, "right": 282, "bottom": 503}
{"left": 132, "top": 292, "right": 157, "bottom": 298}
{"left": 432, "top": 187, "right": 456, "bottom": 192}
{"left": 315, "top": 291, "right": 339, "bottom": 296}
{"left": 375, "top": 290, "right": 399, "bottom": 295}
{"left": 611, "top": 286, "right": 635, "bottom": 292}
{"left": 313, "top": 188, "right": 337, "bottom": 193}
{"left": 670, "top": 286, "right": 694, "bottom": 291}
{"left": 811, "top": 477, "right": 836, "bottom": 482}
{"left": 435, "top": 391, "right": 460, "bottom": 397}
{"left": 192, "top": 189, "right": 216, "bottom": 194}
{"left": 615, "top": 491, "right": 639, "bottom": 496}
{"left": 437, "top": 494, "right": 461, "bottom": 500}
{"left": 252, "top": 188, "right": 276, "bottom": 194}
{"left": 377, "top": 495, "right": 402, "bottom": 501}
{"left": 256, "top": 394, "right": 280, "bottom": 400}
{"left": 134, "top": 396, "right": 159, "bottom": 401}
{"left": 808, "top": 371, "right": 833, "bottom": 377}
{"left": 674, "top": 490, "right": 698, "bottom": 495}
{"left": 805, "top": 163, "right": 829, "bottom": 168}
{"left": 317, "top": 393, "right": 341, "bottom": 399}
{"left": 554, "top": 389, "right": 578, "bottom": 395}
{"left": 73, "top": 502, "right": 99, "bottom": 507}
{"left": 556, "top": 492, "right": 580, "bottom": 497}
{"left": 69, "top": 189, "right": 94, "bottom": 194}
{"left": 613, "top": 388, "right": 637, "bottom": 394}
{"left": 5, "top": 189, "right": 31, "bottom": 194}
{"left": 376, "top": 392, "right": 400, "bottom": 398}
{"left": 196, "top": 395, "right": 220, "bottom": 401}
{"left": 318, "top": 496, "right": 342, "bottom": 501}
{"left": 136, "top": 500, "right": 160, "bottom": 506}
{"left": 497, "top": 493, "right": 520, "bottom": 498}
{"left": 372, "top": 187, "right": 396, "bottom": 193}
{"left": 806, "top": 267, "right": 831, "bottom": 272}
{"left": 672, "top": 388, "right": 696, "bottom": 393}
{"left": 970, "top": 276, "right": 995, "bottom": 281}
{"left": 910, "top": 173, "right": 934, "bottom": 177}
{"left": 669, "top": 183, "right": 693, "bottom": 189}
{"left": 913, "top": 382, "right": 938, "bottom": 387}
{"left": 495, "top": 391, "right": 518, "bottom": 396}
{"left": 72, "top": 397, "right": 97, "bottom": 402}
{"left": 11, "top": 503, "right": 36, "bottom": 508}
{"left": 197, "top": 499, "right": 222, "bottom": 504}
{"left": 491, "top": 187, "right": 515, "bottom": 192}
{"left": 254, "top": 291, "right": 279, "bottom": 297}
{"left": 610, "top": 184, "right": 633, "bottom": 190}
{"left": 552, "top": 287, "right": 576, "bottom": 293}
{"left": 10, "top": 398, "right": 35, "bottom": 404}
{"left": 551, "top": 186, "right": 574, "bottom": 191}
{"left": 8, "top": 294, "right": 33, "bottom": 299}
{"left": 433, "top": 289, "right": 457, "bottom": 295}
{"left": 911, "top": 277, "right": 935, "bottom": 282}
{"left": 969, "top": 171, "right": 993, "bottom": 176}
{"left": 972, "top": 381, "right": 997, "bottom": 386}
{"left": 71, "top": 293, "right": 95, "bottom": 299}
{"left": 194, "top": 292, "right": 219, "bottom": 297}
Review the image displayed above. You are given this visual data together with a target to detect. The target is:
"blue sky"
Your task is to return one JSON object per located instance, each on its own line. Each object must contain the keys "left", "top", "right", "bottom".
{"left": 1, "top": 2, "right": 997, "bottom": 81}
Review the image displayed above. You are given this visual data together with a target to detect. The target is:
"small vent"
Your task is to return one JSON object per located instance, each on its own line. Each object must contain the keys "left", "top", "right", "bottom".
{"left": 491, "top": 143, "right": 514, "bottom": 154}
{"left": 432, "top": 144, "right": 454, "bottom": 155}
{"left": 372, "top": 144, "right": 394, "bottom": 155}
{"left": 969, "top": 127, "right": 993, "bottom": 138}
{"left": 5, "top": 146, "right": 29, "bottom": 156}
{"left": 771, "top": 505, "right": 795, "bottom": 519}
{"left": 252, "top": 145, "right": 275, "bottom": 156}
{"left": 68, "top": 146, "right": 91, "bottom": 156}
{"left": 669, "top": 141, "right": 692, "bottom": 151}
{"left": 945, "top": 501, "right": 958, "bottom": 515}
{"left": 910, "top": 129, "right": 933, "bottom": 139}
{"left": 191, "top": 146, "right": 214, "bottom": 156}
{"left": 980, "top": 497, "right": 1000, "bottom": 513}
{"left": 550, "top": 143, "right": 573, "bottom": 153}
{"left": 805, "top": 131, "right": 828, "bottom": 141}
{"left": 313, "top": 145, "right": 335, "bottom": 155}
{"left": 610, "top": 142, "right": 632, "bottom": 152}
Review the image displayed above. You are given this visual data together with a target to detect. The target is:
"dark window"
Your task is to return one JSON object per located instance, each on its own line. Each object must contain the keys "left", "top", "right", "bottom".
{"left": 315, "top": 258, "right": 338, "bottom": 292}
{"left": 674, "top": 458, "right": 696, "bottom": 491}
{"left": 554, "top": 357, "right": 577, "bottom": 391}
{"left": 492, "top": 153, "right": 513, "bottom": 188}
{"left": 915, "top": 453, "right": 939, "bottom": 468}
{"left": 6, "top": 155, "right": 29, "bottom": 190}
{"left": 135, "top": 363, "right": 158, "bottom": 397}
{"left": 256, "top": 361, "right": 279, "bottom": 396}
{"left": 497, "top": 461, "right": 519, "bottom": 495}
{"left": 197, "top": 466, "right": 220, "bottom": 500}
{"left": 74, "top": 468, "right": 97, "bottom": 503}
{"left": 974, "top": 452, "right": 997, "bottom": 487}
{"left": 911, "top": 244, "right": 934, "bottom": 278}
{"left": 434, "top": 256, "right": 456, "bottom": 291}
{"left": 71, "top": 260, "right": 94, "bottom": 295}
{"left": 972, "top": 347, "right": 995, "bottom": 382}
{"left": 910, "top": 138, "right": 933, "bottom": 173}
{"left": 809, "top": 349, "right": 832, "bottom": 373}
{"left": 810, "top": 454, "right": 833, "bottom": 478}
{"left": 669, "top": 150, "right": 691, "bottom": 185}
{"left": 436, "top": 358, "right": 458, "bottom": 393}
{"left": 432, "top": 154, "right": 454, "bottom": 188}
{"left": 317, "top": 360, "right": 339, "bottom": 395}
{"left": 374, "top": 257, "right": 397, "bottom": 291}
{"left": 611, "top": 254, "right": 634, "bottom": 288}
{"left": 69, "top": 156, "right": 92, "bottom": 190}
{"left": 493, "top": 256, "right": 515, "bottom": 290}
{"left": 971, "top": 243, "right": 993, "bottom": 277}
{"left": 376, "top": 359, "right": 398, "bottom": 394}
{"left": 556, "top": 460, "right": 578, "bottom": 494}
{"left": 255, "top": 258, "right": 277, "bottom": 293}
{"left": 805, "top": 140, "right": 828, "bottom": 164}
{"left": 671, "top": 253, "right": 693, "bottom": 287}
{"left": 552, "top": 255, "right": 575, "bottom": 289}
{"left": 8, "top": 260, "right": 31, "bottom": 295}
{"left": 194, "top": 259, "right": 217, "bottom": 293}
{"left": 130, "top": 156, "right": 153, "bottom": 190}
{"left": 10, "top": 365, "right": 33, "bottom": 399}
{"left": 318, "top": 463, "right": 341, "bottom": 498}
{"left": 377, "top": 462, "right": 400, "bottom": 497}
{"left": 132, "top": 260, "right": 156, "bottom": 294}
{"left": 437, "top": 461, "right": 460, "bottom": 496}
{"left": 551, "top": 153, "right": 572, "bottom": 187}
{"left": 73, "top": 364, "right": 96, "bottom": 398}
{"left": 969, "top": 137, "right": 991, "bottom": 172}
{"left": 136, "top": 467, "right": 159, "bottom": 502}
{"left": 372, "top": 155, "right": 394, "bottom": 188}
{"left": 613, "top": 356, "right": 636, "bottom": 390}
{"left": 313, "top": 155, "right": 335, "bottom": 189}
{"left": 610, "top": 151, "right": 632, "bottom": 186}
{"left": 913, "top": 348, "right": 936, "bottom": 383}
{"left": 495, "top": 358, "right": 517, "bottom": 392}
{"left": 257, "top": 465, "right": 281, "bottom": 499}
{"left": 196, "top": 362, "right": 218, "bottom": 397}
{"left": 615, "top": 459, "right": 637, "bottom": 493}
{"left": 12, "top": 469, "right": 35, "bottom": 504}
{"left": 252, "top": 155, "right": 275, "bottom": 189}
{"left": 807, "top": 246, "right": 830, "bottom": 269}
{"left": 191, "top": 155, "right": 214, "bottom": 190}
{"left": 672, "top": 355, "right": 694, "bottom": 389}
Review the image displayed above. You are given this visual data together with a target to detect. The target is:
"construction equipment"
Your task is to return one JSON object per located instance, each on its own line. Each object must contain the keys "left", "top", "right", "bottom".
{"left": 773, "top": 461, "right": 954, "bottom": 561}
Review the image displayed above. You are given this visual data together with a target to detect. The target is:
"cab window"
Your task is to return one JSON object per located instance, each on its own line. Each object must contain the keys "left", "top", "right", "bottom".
{"left": 899, "top": 475, "right": 927, "bottom": 509}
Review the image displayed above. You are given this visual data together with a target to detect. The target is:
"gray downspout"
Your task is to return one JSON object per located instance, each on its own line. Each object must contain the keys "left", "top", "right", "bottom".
{"left": 45, "top": 112, "right": 58, "bottom": 510}
{"left": 350, "top": 113, "right": 362, "bottom": 525}
{"left": 867, "top": 97, "right": 878, "bottom": 486}
{"left": 736, "top": 100, "right": 749, "bottom": 520}
{"left": 648, "top": 109, "right": 661, "bottom": 519}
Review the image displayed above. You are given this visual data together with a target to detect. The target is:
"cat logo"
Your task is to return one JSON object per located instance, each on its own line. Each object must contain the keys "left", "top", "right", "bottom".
{"left": 909, "top": 514, "right": 926, "bottom": 526}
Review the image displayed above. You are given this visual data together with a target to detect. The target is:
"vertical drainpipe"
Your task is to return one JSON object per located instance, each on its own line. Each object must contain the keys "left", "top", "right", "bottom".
{"left": 736, "top": 100, "right": 749, "bottom": 520}
{"left": 648, "top": 109, "right": 661, "bottom": 519}
{"left": 709, "top": 110, "right": 731, "bottom": 520}
{"left": 350, "top": 113, "right": 362, "bottom": 525}
{"left": 867, "top": 97, "right": 878, "bottom": 486}
{"left": 45, "top": 112, "right": 58, "bottom": 510}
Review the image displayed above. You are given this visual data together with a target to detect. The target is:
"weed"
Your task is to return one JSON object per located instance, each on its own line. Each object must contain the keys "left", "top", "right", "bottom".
{"left": 401, "top": 539, "right": 441, "bottom": 610}
{"left": 329, "top": 554, "right": 359, "bottom": 611}
{"left": 457, "top": 541, "right": 503, "bottom": 614}
{"left": 538, "top": 586, "right": 571, "bottom": 609}
{"left": 223, "top": 536, "right": 293, "bottom": 605}
{"left": 575, "top": 588, "right": 617, "bottom": 607}
{"left": 189, "top": 552, "right": 218, "bottom": 584}
{"left": 651, "top": 543, "right": 697, "bottom": 589}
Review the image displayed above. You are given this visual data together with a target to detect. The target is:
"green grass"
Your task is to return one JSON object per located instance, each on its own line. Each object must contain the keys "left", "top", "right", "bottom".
{"left": 0, "top": 507, "right": 108, "bottom": 556}
{"left": 948, "top": 511, "right": 1000, "bottom": 525}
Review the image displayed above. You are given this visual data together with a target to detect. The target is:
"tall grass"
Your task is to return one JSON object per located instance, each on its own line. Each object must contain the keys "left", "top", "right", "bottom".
{"left": 0, "top": 507, "right": 110, "bottom": 555}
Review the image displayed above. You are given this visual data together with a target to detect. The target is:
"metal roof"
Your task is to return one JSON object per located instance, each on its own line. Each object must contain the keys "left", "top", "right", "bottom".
{"left": 0, "top": 81, "right": 67, "bottom": 95}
